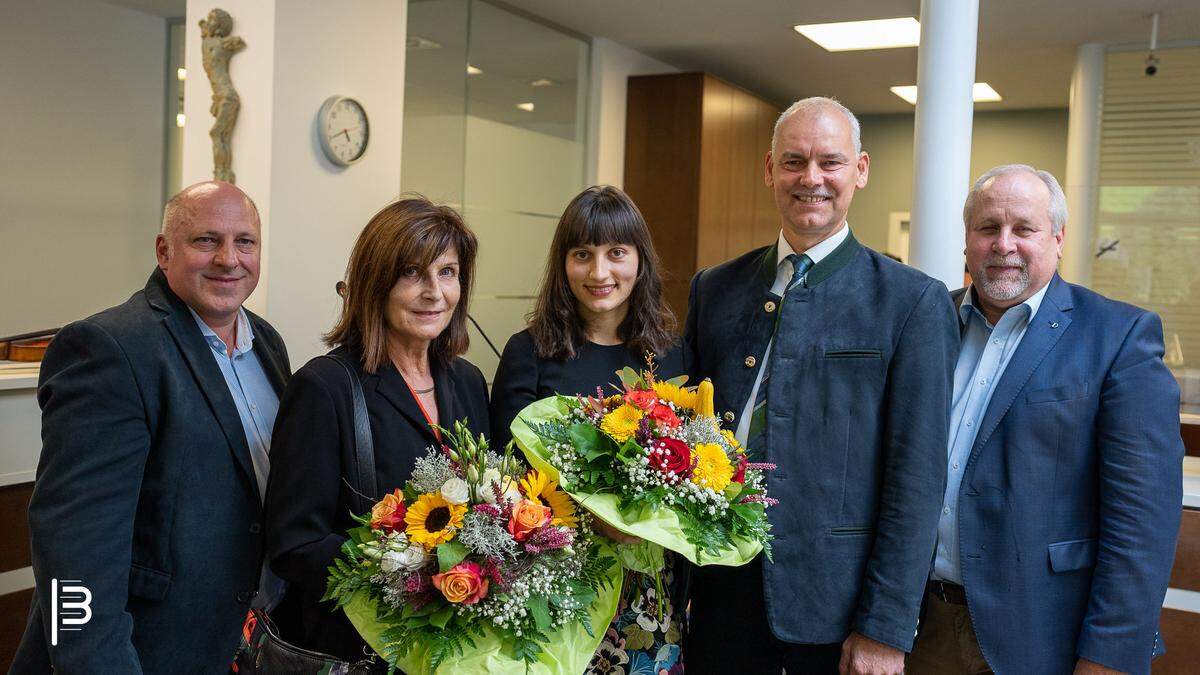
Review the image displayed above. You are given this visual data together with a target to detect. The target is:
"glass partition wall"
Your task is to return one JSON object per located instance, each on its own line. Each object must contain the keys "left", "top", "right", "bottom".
{"left": 1092, "top": 47, "right": 1200, "bottom": 413}
{"left": 402, "top": 0, "right": 590, "bottom": 380}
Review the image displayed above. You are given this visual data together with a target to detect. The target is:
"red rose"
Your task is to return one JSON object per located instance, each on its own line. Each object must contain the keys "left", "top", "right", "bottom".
{"left": 731, "top": 453, "right": 748, "bottom": 484}
{"left": 625, "top": 389, "right": 658, "bottom": 411}
{"left": 648, "top": 438, "right": 692, "bottom": 478}
{"left": 647, "top": 404, "right": 681, "bottom": 430}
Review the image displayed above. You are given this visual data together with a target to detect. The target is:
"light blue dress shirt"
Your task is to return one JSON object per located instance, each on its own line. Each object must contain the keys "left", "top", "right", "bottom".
{"left": 188, "top": 307, "right": 284, "bottom": 608}
{"left": 932, "top": 282, "right": 1049, "bottom": 584}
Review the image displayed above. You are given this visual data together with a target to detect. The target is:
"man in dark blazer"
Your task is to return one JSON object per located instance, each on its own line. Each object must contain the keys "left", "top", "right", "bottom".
{"left": 907, "top": 165, "right": 1182, "bottom": 675}
{"left": 12, "top": 181, "right": 291, "bottom": 673}
{"left": 684, "top": 97, "right": 957, "bottom": 674}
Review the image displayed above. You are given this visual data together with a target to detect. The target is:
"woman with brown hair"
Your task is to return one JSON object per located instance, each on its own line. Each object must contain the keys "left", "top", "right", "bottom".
{"left": 490, "top": 185, "right": 688, "bottom": 674}
{"left": 265, "top": 197, "right": 488, "bottom": 663}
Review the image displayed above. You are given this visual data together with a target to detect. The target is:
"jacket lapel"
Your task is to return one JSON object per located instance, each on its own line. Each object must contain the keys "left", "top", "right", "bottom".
{"left": 969, "top": 275, "right": 1074, "bottom": 461}
{"left": 375, "top": 360, "right": 443, "bottom": 444}
{"left": 248, "top": 316, "right": 289, "bottom": 396}
{"left": 144, "top": 270, "right": 258, "bottom": 491}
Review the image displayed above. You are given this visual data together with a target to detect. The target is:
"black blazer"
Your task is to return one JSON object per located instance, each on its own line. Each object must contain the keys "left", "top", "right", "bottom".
{"left": 265, "top": 346, "right": 489, "bottom": 661}
{"left": 685, "top": 233, "right": 957, "bottom": 652}
{"left": 13, "top": 269, "right": 290, "bottom": 674}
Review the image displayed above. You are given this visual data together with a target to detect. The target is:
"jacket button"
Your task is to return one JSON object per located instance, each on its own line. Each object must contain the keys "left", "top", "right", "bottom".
{"left": 249, "top": 523, "right": 261, "bottom": 534}
{"left": 723, "top": 411, "right": 735, "bottom": 423}
{"left": 764, "top": 301, "right": 776, "bottom": 313}
{"left": 744, "top": 356, "right": 757, "bottom": 368}
{"left": 236, "top": 591, "right": 251, "bottom": 604}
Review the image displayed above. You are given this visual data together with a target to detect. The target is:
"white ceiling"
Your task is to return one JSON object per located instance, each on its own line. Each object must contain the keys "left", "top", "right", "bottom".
{"left": 499, "top": 0, "right": 1200, "bottom": 113}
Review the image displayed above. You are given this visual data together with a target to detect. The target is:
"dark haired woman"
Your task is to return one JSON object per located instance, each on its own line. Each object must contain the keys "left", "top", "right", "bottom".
{"left": 265, "top": 197, "right": 489, "bottom": 662}
{"left": 490, "top": 185, "right": 687, "bottom": 674}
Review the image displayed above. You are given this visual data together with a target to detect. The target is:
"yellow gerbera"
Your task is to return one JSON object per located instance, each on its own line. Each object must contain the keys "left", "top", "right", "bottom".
{"left": 520, "top": 469, "right": 579, "bottom": 528}
{"left": 720, "top": 428, "right": 742, "bottom": 452}
{"left": 404, "top": 493, "right": 467, "bottom": 549}
{"left": 653, "top": 381, "right": 697, "bottom": 411}
{"left": 600, "top": 403, "right": 643, "bottom": 443}
{"left": 691, "top": 443, "right": 735, "bottom": 492}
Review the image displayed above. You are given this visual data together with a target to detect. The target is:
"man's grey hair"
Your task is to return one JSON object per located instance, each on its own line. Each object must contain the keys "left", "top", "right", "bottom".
{"left": 160, "top": 184, "right": 261, "bottom": 238}
{"left": 771, "top": 96, "right": 862, "bottom": 155}
{"left": 963, "top": 164, "right": 1068, "bottom": 234}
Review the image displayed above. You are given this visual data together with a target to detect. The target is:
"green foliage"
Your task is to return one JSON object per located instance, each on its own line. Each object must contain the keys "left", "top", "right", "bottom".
{"left": 528, "top": 593, "right": 552, "bottom": 631}
{"left": 323, "top": 555, "right": 368, "bottom": 605}
{"left": 436, "top": 540, "right": 469, "bottom": 572}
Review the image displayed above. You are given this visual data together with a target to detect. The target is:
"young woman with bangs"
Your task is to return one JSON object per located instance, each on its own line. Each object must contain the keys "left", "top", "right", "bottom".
{"left": 490, "top": 185, "right": 689, "bottom": 674}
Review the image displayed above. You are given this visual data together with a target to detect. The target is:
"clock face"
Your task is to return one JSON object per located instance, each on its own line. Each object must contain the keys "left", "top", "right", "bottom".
{"left": 320, "top": 96, "right": 369, "bottom": 166}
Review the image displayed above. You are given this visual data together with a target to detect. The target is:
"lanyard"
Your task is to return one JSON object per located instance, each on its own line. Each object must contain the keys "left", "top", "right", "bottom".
{"left": 404, "top": 380, "right": 442, "bottom": 442}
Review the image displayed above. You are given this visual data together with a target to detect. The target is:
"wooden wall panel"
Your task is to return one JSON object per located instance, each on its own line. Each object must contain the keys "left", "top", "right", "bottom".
{"left": 1154, "top": 608, "right": 1200, "bottom": 674}
{"left": 754, "top": 100, "right": 782, "bottom": 248}
{"left": 1181, "top": 422, "right": 1199, "bottom": 458}
{"left": 625, "top": 73, "right": 704, "bottom": 321}
{"left": 726, "top": 87, "right": 762, "bottom": 258}
{"left": 1169, "top": 509, "right": 1200, "bottom": 592}
{"left": 0, "top": 483, "right": 32, "bottom": 574}
{"left": 696, "top": 77, "right": 733, "bottom": 271}
{"left": 625, "top": 72, "right": 779, "bottom": 322}
{"left": 1, "top": 588, "right": 33, "bottom": 670}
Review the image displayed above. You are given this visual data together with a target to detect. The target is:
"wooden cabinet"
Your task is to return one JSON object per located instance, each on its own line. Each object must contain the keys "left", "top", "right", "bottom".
{"left": 624, "top": 73, "right": 781, "bottom": 321}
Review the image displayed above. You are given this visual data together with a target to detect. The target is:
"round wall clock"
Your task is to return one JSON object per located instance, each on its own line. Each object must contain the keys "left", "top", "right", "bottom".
{"left": 318, "top": 95, "right": 369, "bottom": 166}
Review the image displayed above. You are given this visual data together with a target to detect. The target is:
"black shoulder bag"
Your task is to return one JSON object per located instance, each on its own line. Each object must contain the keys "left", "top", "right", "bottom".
{"left": 234, "top": 353, "right": 381, "bottom": 673}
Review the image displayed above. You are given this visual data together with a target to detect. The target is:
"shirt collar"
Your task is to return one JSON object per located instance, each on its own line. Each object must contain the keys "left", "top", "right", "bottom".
{"left": 775, "top": 222, "right": 851, "bottom": 268}
{"left": 188, "top": 306, "right": 255, "bottom": 356}
{"left": 960, "top": 279, "right": 1050, "bottom": 329}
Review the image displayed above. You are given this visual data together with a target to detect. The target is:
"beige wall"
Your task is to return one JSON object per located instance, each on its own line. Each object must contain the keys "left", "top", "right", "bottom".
{"left": 848, "top": 108, "right": 1069, "bottom": 256}
{"left": 0, "top": 0, "right": 167, "bottom": 337}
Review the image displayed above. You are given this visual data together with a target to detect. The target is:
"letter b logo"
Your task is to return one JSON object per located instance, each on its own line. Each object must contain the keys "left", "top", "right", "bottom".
{"left": 51, "top": 578, "right": 93, "bottom": 646}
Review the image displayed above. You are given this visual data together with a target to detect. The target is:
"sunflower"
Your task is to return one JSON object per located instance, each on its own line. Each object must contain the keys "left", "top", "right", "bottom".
{"left": 600, "top": 403, "right": 644, "bottom": 443}
{"left": 691, "top": 443, "right": 735, "bottom": 492}
{"left": 520, "top": 469, "right": 579, "bottom": 527}
{"left": 653, "top": 380, "right": 697, "bottom": 411}
{"left": 405, "top": 493, "right": 467, "bottom": 549}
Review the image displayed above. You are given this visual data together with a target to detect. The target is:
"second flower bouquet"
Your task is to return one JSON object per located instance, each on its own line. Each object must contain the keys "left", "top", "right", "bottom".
{"left": 510, "top": 365, "right": 776, "bottom": 572}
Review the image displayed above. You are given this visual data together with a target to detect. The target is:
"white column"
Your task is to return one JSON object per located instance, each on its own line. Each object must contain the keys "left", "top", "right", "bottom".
{"left": 907, "top": 0, "right": 979, "bottom": 289}
{"left": 184, "top": 0, "right": 407, "bottom": 365}
{"left": 1060, "top": 43, "right": 1105, "bottom": 286}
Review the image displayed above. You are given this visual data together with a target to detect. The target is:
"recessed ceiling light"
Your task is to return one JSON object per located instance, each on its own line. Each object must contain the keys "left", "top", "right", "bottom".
{"left": 793, "top": 17, "right": 920, "bottom": 52}
{"left": 516, "top": 102, "right": 535, "bottom": 112}
{"left": 530, "top": 78, "right": 555, "bottom": 87}
{"left": 466, "top": 64, "right": 483, "bottom": 75}
{"left": 889, "top": 82, "right": 1003, "bottom": 105}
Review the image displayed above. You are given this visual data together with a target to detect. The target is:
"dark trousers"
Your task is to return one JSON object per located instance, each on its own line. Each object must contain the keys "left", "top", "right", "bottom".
{"left": 685, "top": 558, "right": 842, "bottom": 674}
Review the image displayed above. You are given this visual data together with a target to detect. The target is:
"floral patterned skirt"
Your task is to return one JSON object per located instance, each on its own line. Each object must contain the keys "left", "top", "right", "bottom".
{"left": 586, "top": 554, "right": 684, "bottom": 675}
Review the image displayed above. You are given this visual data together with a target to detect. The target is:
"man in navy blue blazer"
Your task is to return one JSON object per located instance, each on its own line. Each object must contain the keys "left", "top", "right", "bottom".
{"left": 12, "top": 182, "right": 291, "bottom": 673}
{"left": 907, "top": 165, "right": 1183, "bottom": 675}
{"left": 684, "top": 97, "right": 957, "bottom": 674}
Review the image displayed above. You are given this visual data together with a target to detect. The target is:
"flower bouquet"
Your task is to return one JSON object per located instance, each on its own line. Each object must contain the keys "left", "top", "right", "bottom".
{"left": 323, "top": 421, "right": 622, "bottom": 674}
{"left": 510, "top": 365, "right": 776, "bottom": 579}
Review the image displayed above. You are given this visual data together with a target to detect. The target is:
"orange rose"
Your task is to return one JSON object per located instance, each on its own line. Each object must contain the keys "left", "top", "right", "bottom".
{"left": 369, "top": 489, "right": 406, "bottom": 533}
{"left": 507, "top": 499, "right": 551, "bottom": 542}
{"left": 432, "top": 561, "right": 489, "bottom": 605}
{"left": 625, "top": 389, "right": 658, "bottom": 411}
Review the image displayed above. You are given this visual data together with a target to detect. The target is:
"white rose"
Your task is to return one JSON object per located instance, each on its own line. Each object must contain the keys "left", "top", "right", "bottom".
{"left": 440, "top": 477, "right": 470, "bottom": 504}
{"left": 381, "top": 544, "right": 426, "bottom": 573}
{"left": 502, "top": 482, "right": 524, "bottom": 505}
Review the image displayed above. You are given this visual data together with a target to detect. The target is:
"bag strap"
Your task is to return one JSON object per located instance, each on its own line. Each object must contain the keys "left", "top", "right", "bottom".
{"left": 319, "top": 354, "right": 377, "bottom": 515}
